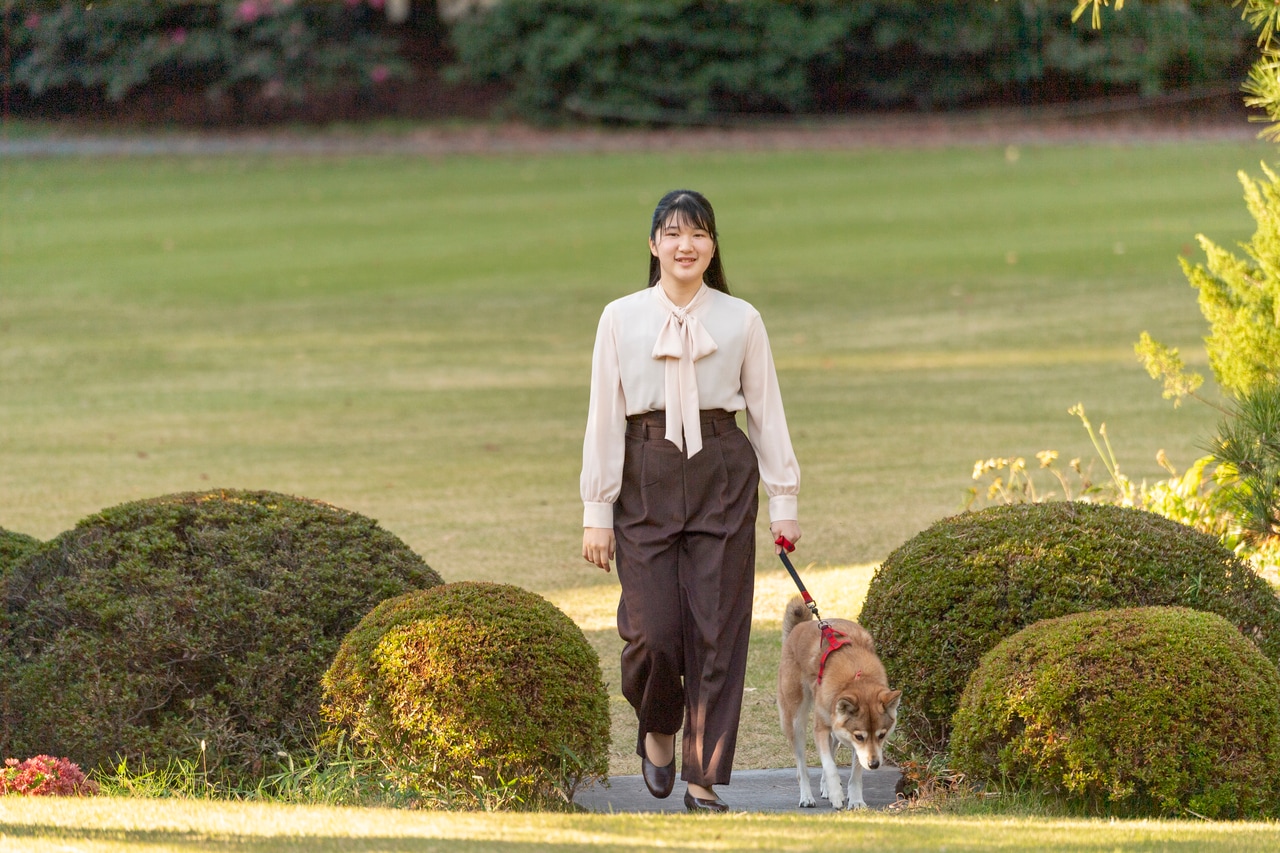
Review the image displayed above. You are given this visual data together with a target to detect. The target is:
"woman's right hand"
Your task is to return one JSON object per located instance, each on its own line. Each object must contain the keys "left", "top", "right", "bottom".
{"left": 582, "top": 527, "right": 615, "bottom": 572}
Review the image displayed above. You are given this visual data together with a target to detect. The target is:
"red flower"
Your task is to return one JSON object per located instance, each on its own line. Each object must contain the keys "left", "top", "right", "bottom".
{"left": 0, "top": 756, "right": 98, "bottom": 796}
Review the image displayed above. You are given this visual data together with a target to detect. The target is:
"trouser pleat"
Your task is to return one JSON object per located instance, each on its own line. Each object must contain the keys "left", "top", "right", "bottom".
{"left": 614, "top": 414, "right": 758, "bottom": 787}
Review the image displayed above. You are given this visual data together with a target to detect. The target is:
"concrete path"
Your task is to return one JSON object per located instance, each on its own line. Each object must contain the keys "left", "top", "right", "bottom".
{"left": 574, "top": 767, "right": 902, "bottom": 813}
{"left": 1, "top": 109, "right": 1257, "bottom": 159}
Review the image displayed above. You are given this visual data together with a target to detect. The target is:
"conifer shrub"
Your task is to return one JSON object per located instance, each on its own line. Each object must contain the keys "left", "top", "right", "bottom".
{"left": 858, "top": 502, "right": 1280, "bottom": 756}
{"left": 0, "top": 490, "right": 440, "bottom": 785}
{"left": 0, "top": 528, "right": 39, "bottom": 581}
{"left": 951, "top": 607, "right": 1280, "bottom": 819}
{"left": 321, "top": 581, "right": 609, "bottom": 810}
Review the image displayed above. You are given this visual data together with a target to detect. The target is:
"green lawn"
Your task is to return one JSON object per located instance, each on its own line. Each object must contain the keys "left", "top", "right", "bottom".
{"left": 2, "top": 796, "right": 1280, "bottom": 851}
{"left": 3, "top": 139, "right": 1278, "bottom": 841}
{"left": 2, "top": 142, "right": 1263, "bottom": 579}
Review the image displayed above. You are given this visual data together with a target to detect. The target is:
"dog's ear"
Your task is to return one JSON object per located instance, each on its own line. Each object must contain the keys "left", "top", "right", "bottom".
{"left": 879, "top": 689, "right": 902, "bottom": 715}
{"left": 836, "top": 697, "right": 859, "bottom": 717}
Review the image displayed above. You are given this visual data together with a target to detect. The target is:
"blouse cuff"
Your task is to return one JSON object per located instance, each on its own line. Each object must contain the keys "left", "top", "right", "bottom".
{"left": 768, "top": 495, "right": 798, "bottom": 524}
{"left": 583, "top": 502, "right": 615, "bottom": 529}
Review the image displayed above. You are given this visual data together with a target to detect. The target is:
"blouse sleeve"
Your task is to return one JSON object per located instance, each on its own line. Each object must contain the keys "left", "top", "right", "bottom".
{"left": 741, "top": 310, "right": 800, "bottom": 522}
{"left": 580, "top": 305, "right": 628, "bottom": 528}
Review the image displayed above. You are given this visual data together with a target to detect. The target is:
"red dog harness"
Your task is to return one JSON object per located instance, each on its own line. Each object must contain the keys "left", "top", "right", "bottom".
{"left": 817, "top": 622, "right": 852, "bottom": 685}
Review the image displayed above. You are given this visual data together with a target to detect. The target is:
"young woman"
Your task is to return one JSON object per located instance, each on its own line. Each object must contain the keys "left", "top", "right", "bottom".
{"left": 581, "top": 189, "right": 802, "bottom": 812}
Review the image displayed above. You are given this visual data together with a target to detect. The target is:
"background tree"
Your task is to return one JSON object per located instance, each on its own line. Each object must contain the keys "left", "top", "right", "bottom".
{"left": 1123, "top": 0, "right": 1280, "bottom": 554}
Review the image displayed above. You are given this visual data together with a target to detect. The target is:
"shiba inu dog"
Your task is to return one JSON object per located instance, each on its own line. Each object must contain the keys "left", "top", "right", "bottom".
{"left": 777, "top": 596, "right": 901, "bottom": 809}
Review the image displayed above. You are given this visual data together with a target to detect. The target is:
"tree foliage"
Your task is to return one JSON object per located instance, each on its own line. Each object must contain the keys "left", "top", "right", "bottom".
{"left": 1177, "top": 165, "right": 1280, "bottom": 400}
{"left": 1122, "top": 0, "right": 1280, "bottom": 551}
{"left": 447, "top": 0, "right": 1249, "bottom": 123}
{"left": 1211, "top": 383, "right": 1280, "bottom": 543}
{"left": 5, "top": 1, "right": 408, "bottom": 105}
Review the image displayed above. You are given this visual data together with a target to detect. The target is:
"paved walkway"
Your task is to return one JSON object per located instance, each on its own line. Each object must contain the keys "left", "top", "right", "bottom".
{"left": 574, "top": 767, "right": 902, "bottom": 813}
{"left": 0, "top": 106, "right": 1256, "bottom": 159}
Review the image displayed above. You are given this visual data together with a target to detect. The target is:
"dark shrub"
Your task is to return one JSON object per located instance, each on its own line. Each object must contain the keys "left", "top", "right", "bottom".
{"left": 0, "top": 528, "right": 39, "bottom": 581}
{"left": 8, "top": 1, "right": 408, "bottom": 105}
{"left": 322, "top": 581, "right": 609, "bottom": 810}
{"left": 0, "top": 489, "right": 440, "bottom": 784}
{"left": 858, "top": 502, "right": 1280, "bottom": 756}
{"left": 448, "top": 0, "right": 1251, "bottom": 122}
{"left": 450, "top": 0, "right": 862, "bottom": 122}
{"left": 952, "top": 607, "right": 1280, "bottom": 818}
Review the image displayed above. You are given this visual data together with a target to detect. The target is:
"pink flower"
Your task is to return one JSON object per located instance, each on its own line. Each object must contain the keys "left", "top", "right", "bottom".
{"left": 236, "top": 0, "right": 262, "bottom": 23}
{"left": 169, "top": 27, "right": 187, "bottom": 46}
{"left": 368, "top": 0, "right": 385, "bottom": 9}
{"left": 0, "top": 756, "right": 98, "bottom": 797}
{"left": 370, "top": 65, "right": 390, "bottom": 84}
{"left": 24, "top": 13, "right": 40, "bottom": 29}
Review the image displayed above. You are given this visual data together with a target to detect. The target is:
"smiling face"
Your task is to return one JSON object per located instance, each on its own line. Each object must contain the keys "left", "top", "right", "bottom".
{"left": 649, "top": 212, "right": 716, "bottom": 295}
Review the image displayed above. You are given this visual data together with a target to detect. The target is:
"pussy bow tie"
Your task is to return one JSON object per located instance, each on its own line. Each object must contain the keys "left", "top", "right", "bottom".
{"left": 652, "top": 286, "right": 718, "bottom": 456}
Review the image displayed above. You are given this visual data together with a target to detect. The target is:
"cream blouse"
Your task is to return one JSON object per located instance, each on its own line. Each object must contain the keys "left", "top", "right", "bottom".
{"left": 580, "top": 284, "right": 800, "bottom": 529}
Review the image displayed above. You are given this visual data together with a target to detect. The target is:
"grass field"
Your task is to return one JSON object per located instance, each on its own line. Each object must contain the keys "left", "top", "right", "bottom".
{"left": 2, "top": 142, "right": 1266, "bottom": 577}
{"left": 3, "top": 796, "right": 1280, "bottom": 852}
{"left": 3, "top": 138, "right": 1278, "bottom": 842}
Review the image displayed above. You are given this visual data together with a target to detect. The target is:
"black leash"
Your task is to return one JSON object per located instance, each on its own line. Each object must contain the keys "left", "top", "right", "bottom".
{"left": 776, "top": 535, "right": 851, "bottom": 684}
{"left": 775, "top": 535, "right": 821, "bottom": 620}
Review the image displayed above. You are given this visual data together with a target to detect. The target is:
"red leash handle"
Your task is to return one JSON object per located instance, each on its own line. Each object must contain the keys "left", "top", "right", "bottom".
{"left": 775, "top": 535, "right": 819, "bottom": 619}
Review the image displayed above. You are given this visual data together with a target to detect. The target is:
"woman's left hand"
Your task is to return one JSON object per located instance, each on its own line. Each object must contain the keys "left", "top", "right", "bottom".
{"left": 770, "top": 520, "right": 802, "bottom": 554}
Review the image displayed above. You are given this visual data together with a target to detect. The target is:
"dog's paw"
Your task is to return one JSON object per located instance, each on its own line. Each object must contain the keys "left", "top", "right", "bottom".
{"left": 828, "top": 794, "right": 845, "bottom": 810}
{"left": 798, "top": 795, "right": 816, "bottom": 808}
{"left": 847, "top": 799, "right": 868, "bottom": 810}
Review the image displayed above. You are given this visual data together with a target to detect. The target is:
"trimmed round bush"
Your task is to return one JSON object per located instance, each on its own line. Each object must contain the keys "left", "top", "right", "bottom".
{"left": 0, "top": 490, "right": 440, "bottom": 784}
{"left": 321, "top": 581, "right": 610, "bottom": 809}
{"left": 951, "top": 607, "right": 1280, "bottom": 818}
{"left": 858, "top": 502, "right": 1280, "bottom": 755}
{"left": 0, "top": 527, "right": 39, "bottom": 580}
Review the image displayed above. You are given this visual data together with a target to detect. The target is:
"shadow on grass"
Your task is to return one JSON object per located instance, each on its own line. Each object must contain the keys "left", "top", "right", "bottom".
{"left": 0, "top": 823, "right": 692, "bottom": 853}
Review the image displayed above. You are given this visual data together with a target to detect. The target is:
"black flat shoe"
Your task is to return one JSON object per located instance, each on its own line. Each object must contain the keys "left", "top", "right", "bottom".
{"left": 640, "top": 745, "right": 676, "bottom": 799}
{"left": 684, "top": 789, "right": 729, "bottom": 813}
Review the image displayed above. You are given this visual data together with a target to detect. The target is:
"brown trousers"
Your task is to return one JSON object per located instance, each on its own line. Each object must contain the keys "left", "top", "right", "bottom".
{"left": 614, "top": 408, "right": 759, "bottom": 787}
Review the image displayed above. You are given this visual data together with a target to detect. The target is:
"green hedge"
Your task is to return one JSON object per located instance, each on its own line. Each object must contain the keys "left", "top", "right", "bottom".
{"left": 0, "top": 528, "right": 40, "bottom": 583}
{"left": 448, "top": 0, "right": 1252, "bottom": 123}
{"left": 6, "top": 0, "right": 408, "bottom": 105}
{"left": 322, "top": 581, "right": 609, "bottom": 809}
{"left": 0, "top": 490, "right": 441, "bottom": 785}
{"left": 952, "top": 607, "right": 1280, "bottom": 819}
{"left": 6, "top": 1, "right": 1253, "bottom": 123}
{"left": 858, "top": 502, "right": 1280, "bottom": 757}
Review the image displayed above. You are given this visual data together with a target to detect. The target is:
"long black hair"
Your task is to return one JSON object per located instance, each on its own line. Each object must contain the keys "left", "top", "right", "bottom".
{"left": 647, "top": 189, "right": 730, "bottom": 294}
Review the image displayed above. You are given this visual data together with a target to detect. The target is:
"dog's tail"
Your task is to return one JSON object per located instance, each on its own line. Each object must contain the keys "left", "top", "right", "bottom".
{"left": 781, "top": 595, "right": 814, "bottom": 641}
